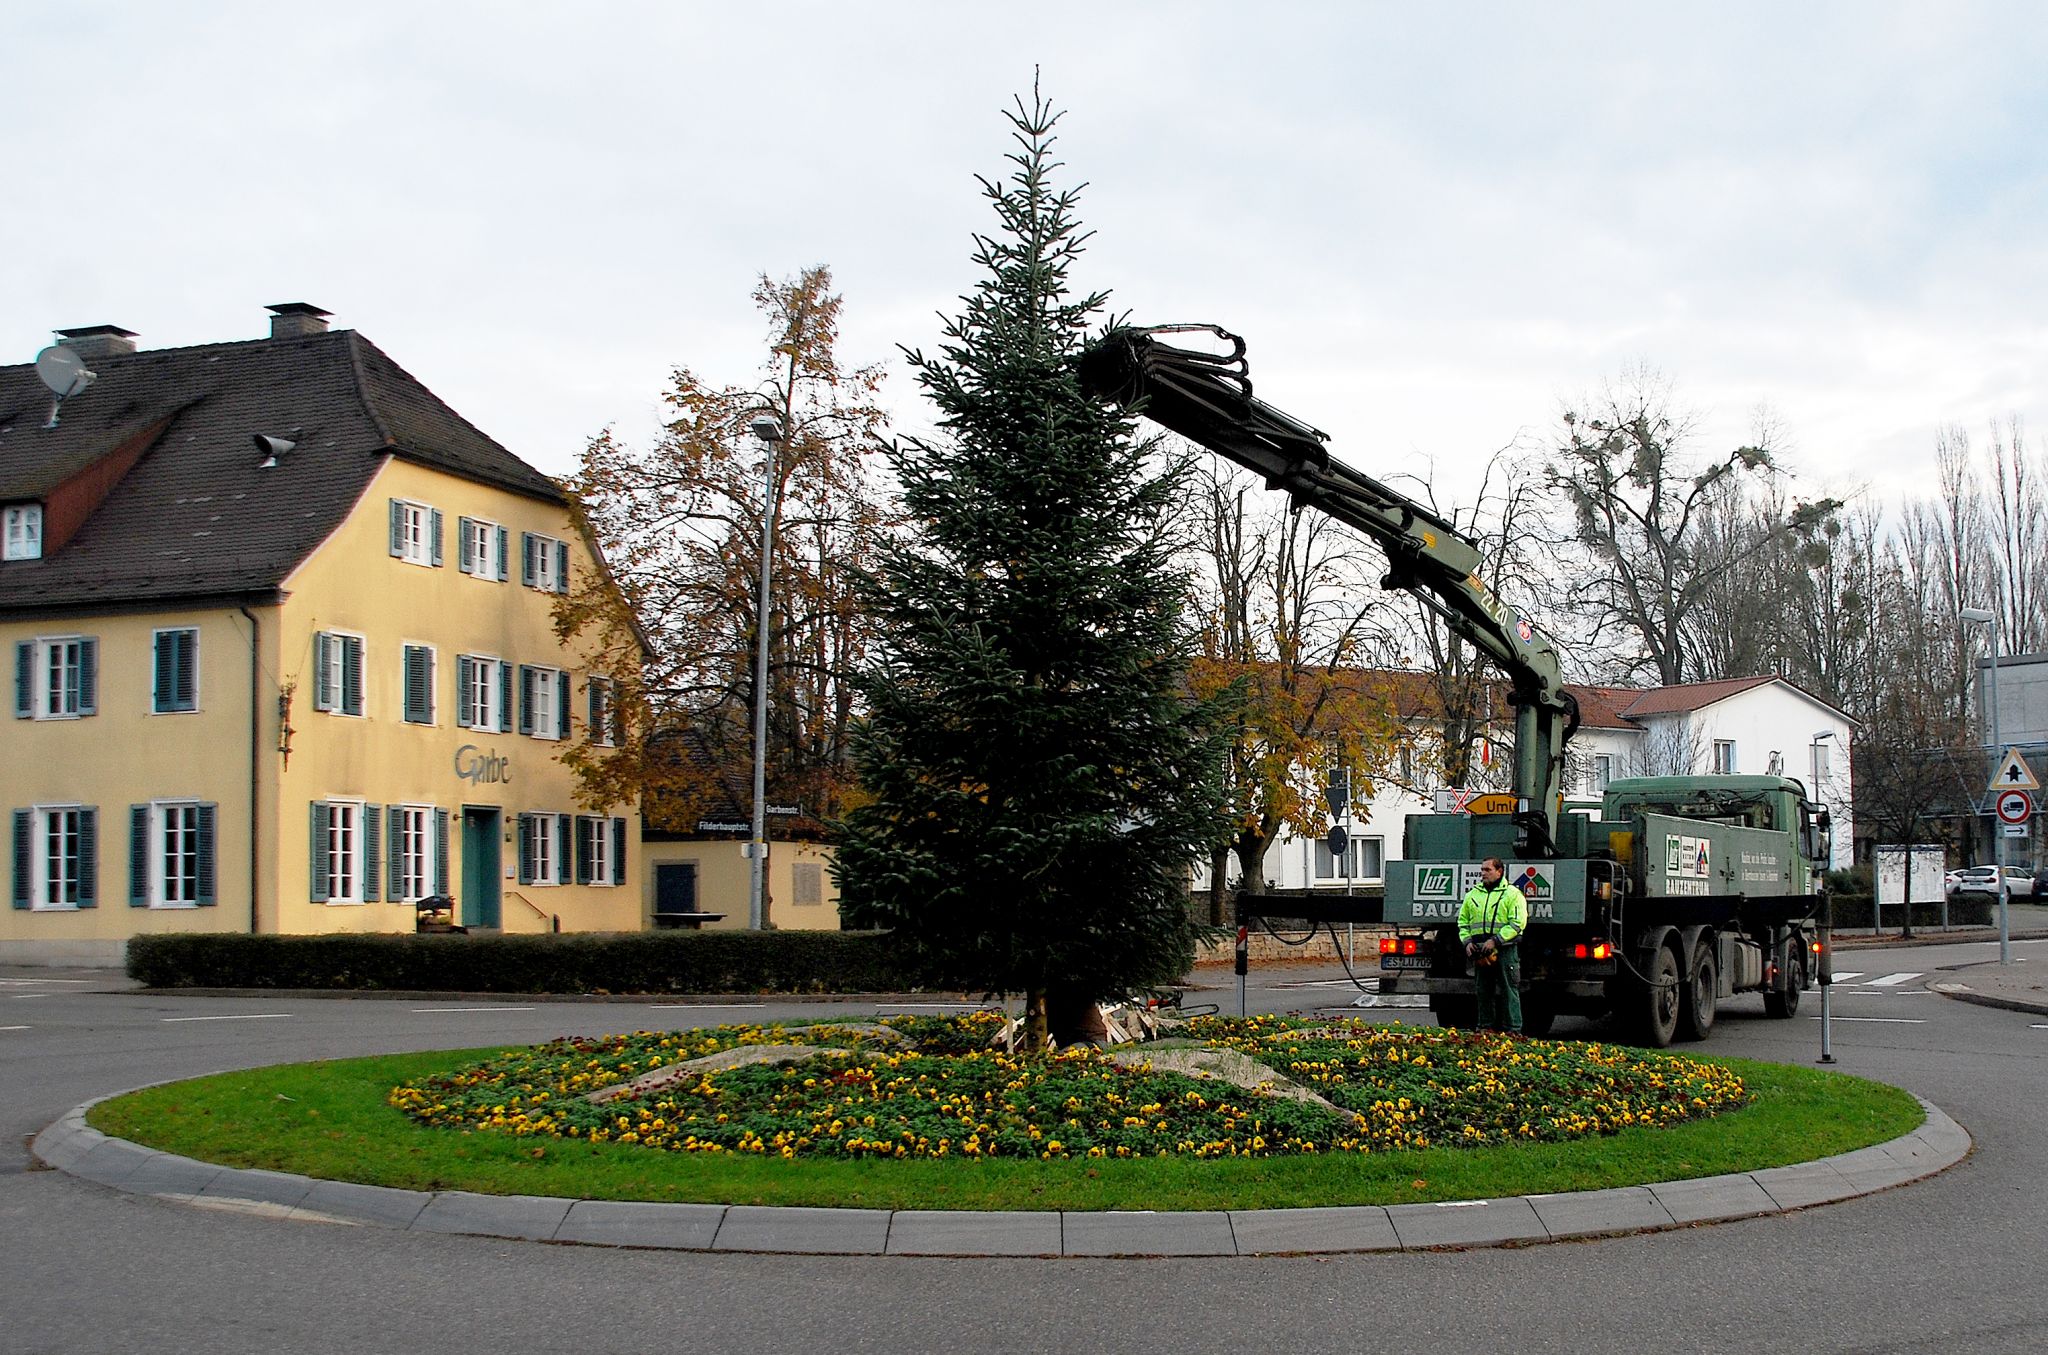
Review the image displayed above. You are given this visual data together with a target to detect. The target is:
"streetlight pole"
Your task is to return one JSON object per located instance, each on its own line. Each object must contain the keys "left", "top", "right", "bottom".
{"left": 748, "top": 416, "right": 785, "bottom": 931}
{"left": 1960, "top": 606, "right": 2008, "bottom": 963}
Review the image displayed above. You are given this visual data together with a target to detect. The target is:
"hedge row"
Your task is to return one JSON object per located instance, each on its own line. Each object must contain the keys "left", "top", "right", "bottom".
{"left": 126, "top": 930, "right": 934, "bottom": 995}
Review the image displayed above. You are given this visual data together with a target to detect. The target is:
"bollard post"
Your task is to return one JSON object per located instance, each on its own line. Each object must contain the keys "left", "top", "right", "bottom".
{"left": 1235, "top": 923, "right": 1249, "bottom": 1018}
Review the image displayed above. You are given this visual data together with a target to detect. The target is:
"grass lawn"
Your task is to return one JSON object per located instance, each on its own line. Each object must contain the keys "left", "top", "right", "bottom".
{"left": 88, "top": 1044, "right": 1923, "bottom": 1212}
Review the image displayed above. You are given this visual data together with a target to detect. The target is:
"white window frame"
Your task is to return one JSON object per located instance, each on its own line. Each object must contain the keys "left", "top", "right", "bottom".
{"left": 462, "top": 517, "right": 505, "bottom": 581}
{"left": 1592, "top": 753, "right": 1613, "bottom": 794}
{"left": 526, "top": 812, "right": 563, "bottom": 886}
{"left": 583, "top": 815, "right": 613, "bottom": 886}
{"left": 35, "top": 636, "right": 90, "bottom": 719}
{"left": 4, "top": 504, "right": 42, "bottom": 561}
{"left": 324, "top": 800, "right": 366, "bottom": 904}
{"left": 588, "top": 676, "right": 615, "bottom": 748}
{"left": 152, "top": 800, "right": 204, "bottom": 908}
{"left": 528, "top": 533, "right": 563, "bottom": 592}
{"left": 1811, "top": 741, "right": 1831, "bottom": 787}
{"left": 461, "top": 655, "right": 503, "bottom": 732}
{"left": 396, "top": 804, "right": 436, "bottom": 903}
{"left": 30, "top": 803, "right": 86, "bottom": 910}
{"left": 394, "top": 500, "right": 434, "bottom": 567}
{"left": 1712, "top": 740, "right": 1737, "bottom": 775}
{"left": 527, "top": 664, "right": 562, "bottom": 742}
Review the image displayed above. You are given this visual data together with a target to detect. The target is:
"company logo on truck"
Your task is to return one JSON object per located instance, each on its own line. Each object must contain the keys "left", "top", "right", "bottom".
{"left": 1405, "top": 862, "right": 1557, "bottom": 919}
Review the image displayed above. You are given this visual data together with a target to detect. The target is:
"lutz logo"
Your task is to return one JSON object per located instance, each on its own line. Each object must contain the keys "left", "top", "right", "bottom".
{"left": 455, "top": 744, "right": 511, "bottom": 785}
{"left": 1415, "top": 866, "right": 1458, "bottom": 898}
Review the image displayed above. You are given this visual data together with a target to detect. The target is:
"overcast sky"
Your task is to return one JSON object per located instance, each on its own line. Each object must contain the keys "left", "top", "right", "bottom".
{"left": 10, "top": 2, "right": 2046, "bottom": 511}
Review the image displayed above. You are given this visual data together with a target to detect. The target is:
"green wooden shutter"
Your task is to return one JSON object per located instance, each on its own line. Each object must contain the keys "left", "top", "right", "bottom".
{"left": 434, "top": 808, "right": 450, "bottom": 897}
{"left": 498, "top": 662, "right": 513, "bottom": 733}
{"left": 430, "top": 509, "right": 444, "bottom": 567}
{"left": 558, "top": 816, "right": 572, "bottom": 886}
{"left": 14, "top": 641, "right": 30, "bottom": 718}
{"left": 153, "top": 633, "right": 173, "bottom": 713}
{"left": 77, "top": 639, "right": 96, "bottom": 716}
{"left": 174, "top": 630, "right": 196, "bottom": 711}
{"left": 362, "top": 806, "right": 381, "bottom": 902}
{"left": 389, "top": 499, "right": 405, "bottom": 556}
{"left": 129, "top": 805, "right": 150, "bottom": 907}
{"left": 342, "top": 636, "right": 363, "bottom": 716}
{"left": 404, "top": 646, "right": 430, "bottom": 724}
{"left": 387, "top": 806, "right": 404, "bottom": 900}
{"left": 11, "top": 810, "right": 29, "bottom": 908}
{"left": 517, "top": 666, "right": 533, "bottom": 735}
{"left": 75, "top": 807, "right": 96, "bottom": 908}
{"left": 457, "top": 517, "right": 475, "bottom": 574}
{"left": 516, "top": 815, "right": 533, "bottom": 885}
{"left": 554, "top": 540, "right": 569, "bottom": 594}
{"left": 611, "top": 817, "right": 627, "bottom": 886}
{"left": 556, "top": 671, "right": 571, "bottom": 739}
{"left": 456, "top": 657, "right": 474, "bottom": 727}
{"left": 521, "top": 533, "right": 537, "bottom": 586}
{"left": 309, "top": 802, "right": 330, "bottom": 902}
{"left": 313, "top": 634, "right": 333, "bottom": 711}
{"left": 494, "top": 526, "right": 508, "bottom": 581}
{"left": 196, "top": 804, "right": 216, "bottom": 906}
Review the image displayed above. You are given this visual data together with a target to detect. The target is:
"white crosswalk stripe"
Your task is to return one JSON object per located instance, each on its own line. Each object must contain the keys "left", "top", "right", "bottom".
{"left": 1865, "top": 972, "right": 1923, "bottom": 987}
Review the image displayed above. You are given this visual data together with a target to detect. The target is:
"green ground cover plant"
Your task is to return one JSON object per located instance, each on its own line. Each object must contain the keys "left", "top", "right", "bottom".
{"left": 88, "top": 1014, "right": 1923, "bottom": 1211}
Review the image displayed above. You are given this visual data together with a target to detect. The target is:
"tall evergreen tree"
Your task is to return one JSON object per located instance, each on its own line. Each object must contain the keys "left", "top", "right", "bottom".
{"left": 836, "top": 88, "right": 1229, "bottom": 1049}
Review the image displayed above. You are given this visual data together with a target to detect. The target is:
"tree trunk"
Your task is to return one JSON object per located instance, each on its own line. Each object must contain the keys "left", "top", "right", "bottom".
{"left": 1208, "top": 845, "right": 1231, "bottom": 926}
{"left": 1023, "top": 989, "right": 1050, "bottom": 1052}
{"left": 1048, "top": 987, "right": 1109, "bottom": 1047}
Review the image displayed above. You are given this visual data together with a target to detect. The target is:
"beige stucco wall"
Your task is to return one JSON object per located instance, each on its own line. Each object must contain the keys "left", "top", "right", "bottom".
{"left": 641, "top": 838, "right": 842, "bottom": 930}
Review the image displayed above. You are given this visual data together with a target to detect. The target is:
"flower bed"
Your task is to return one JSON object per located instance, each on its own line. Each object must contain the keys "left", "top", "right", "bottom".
{"left": 389, "top": 1014, "right": 1749, "bottom": 1161}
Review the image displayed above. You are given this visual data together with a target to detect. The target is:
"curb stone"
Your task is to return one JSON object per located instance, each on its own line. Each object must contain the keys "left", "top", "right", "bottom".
{"left": 33, "top": 1092, "right": 1967, "bottom": 1258}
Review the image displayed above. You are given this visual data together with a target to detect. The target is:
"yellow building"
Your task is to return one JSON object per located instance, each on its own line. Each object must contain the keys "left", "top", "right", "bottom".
{"left": 1, "top": 305, "right": 640, "bottom": 963}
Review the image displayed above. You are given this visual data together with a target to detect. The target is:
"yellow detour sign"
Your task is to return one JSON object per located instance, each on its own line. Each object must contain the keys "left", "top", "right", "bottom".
{"left": 1467, "top": 793, "right": 1521, "bottom": 815}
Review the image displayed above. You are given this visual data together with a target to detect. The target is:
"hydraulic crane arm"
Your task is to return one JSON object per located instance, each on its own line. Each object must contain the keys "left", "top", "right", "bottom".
{"left": 1077, "top": 323, "right": 1578, "bottom": 855}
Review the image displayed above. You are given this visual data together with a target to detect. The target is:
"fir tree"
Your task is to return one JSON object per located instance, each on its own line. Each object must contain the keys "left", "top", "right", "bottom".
{"left": 836, "top": 87, "right": 1230, "bottom": 1049}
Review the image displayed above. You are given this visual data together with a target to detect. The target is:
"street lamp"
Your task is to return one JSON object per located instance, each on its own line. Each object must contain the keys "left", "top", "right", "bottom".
{"left": 748, "top": 415, "right": 785, "bottom": 931}
{"left": 1959, "top": 605, "right": 2009, "bottom": 963}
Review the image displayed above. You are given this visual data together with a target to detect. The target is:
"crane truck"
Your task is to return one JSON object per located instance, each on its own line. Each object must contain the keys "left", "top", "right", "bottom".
{"left": 1077, "top": 324, "right": 1828, "bottom": 1047}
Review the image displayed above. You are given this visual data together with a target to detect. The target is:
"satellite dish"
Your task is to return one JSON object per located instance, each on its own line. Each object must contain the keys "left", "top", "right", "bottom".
{"left": 35, "top": 345, "right": 96, "bottom": 398}
{"left": 33, "top": 344, "right": 97, "bottom": 429}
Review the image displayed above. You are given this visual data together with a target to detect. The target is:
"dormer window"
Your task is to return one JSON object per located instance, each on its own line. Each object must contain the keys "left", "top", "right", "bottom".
{"left": 3, "top": 504, "right": 42, "bottom": 561}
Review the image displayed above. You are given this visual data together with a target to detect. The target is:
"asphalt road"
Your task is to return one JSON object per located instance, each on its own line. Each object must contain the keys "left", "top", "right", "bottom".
{"left": 4, "top": 943, "right": 2046, "bottom": 1355}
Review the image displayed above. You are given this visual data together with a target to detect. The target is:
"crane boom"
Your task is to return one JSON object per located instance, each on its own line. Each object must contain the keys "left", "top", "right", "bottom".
{"left": 1077, "top": 323, "right": 1578, "bottom": 855}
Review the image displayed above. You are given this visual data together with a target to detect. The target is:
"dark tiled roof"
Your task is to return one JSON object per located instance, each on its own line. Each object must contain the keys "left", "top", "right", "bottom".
{"left": 0, "top": 330, "right": 561, "bottom": 616}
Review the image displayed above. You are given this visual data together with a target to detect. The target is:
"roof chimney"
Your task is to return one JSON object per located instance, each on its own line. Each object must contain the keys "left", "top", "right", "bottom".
{"left": 266, "top": 302, "right": 332, "bottom": 339}
{"left": 55, "top": 325, "right": 139, "bottom": 360}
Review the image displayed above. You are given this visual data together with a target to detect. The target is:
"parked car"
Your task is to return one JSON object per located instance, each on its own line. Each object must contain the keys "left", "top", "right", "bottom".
{"left": 2034, "top": 867, "right": 2048, "bottom": 900}
{"left": 1949, "top": 865, "right": 2035, "bottom": 898}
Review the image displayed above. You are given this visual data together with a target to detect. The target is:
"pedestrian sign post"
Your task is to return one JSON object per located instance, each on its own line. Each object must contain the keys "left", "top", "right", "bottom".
{"left": 1992, "top": 748, "right": 2040, "bottom": 792}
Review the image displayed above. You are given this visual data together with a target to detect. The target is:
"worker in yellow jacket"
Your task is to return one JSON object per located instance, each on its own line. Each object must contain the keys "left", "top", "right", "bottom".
{"left": 1457, "top": 857, "right": 1528, "bottom": 1034}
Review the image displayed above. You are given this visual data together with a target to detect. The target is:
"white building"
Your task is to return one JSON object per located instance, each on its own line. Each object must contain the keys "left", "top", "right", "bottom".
{"left": 1197, "top": 673, "right": 1854, "bottom": 893}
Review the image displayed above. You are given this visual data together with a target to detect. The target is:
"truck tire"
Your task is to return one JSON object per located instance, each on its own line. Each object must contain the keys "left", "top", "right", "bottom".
{"left": 1632, "top": 943, "right": 1682, "bottom": 1048}
{"left": 1677, "top": 944, "right": 1718, "bottom": 1042}
{"left": 1431, "top": 996, "right": 1478, "bottom": 1030}
{"left": 1764, "top": 944, "right": 1805, "bottom": 1019}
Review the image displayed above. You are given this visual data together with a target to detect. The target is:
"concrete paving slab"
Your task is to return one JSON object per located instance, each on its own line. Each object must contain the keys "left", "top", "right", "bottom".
{"left": 122, "top": 1153, "right": 223, "bottom": 1198}
{"left": 1752, "top": 1161, "right": 1860, "bottom": 1210}
{"left": 1061, "top": 1210, "right": 1237, "bottom": 1256}
{"left": 195, "top": 1168, "right": 315, "bottom": 1211}
{"left": 1880, "top": 1132, "right": 1957, "bottom": 1174}
{"left": 68, "top": 1139, "right": 157, "bottom": 1188}
{"left": 1914, "top": 1106, "right": 1970, "bottom": 1159}
{"left": 1228, "top": 1206, "right": 1400, "bottom": 1255}
{"left": 885, "top": 1210, "right": 1062, "bottom": 1256}
{"left": 712, "top": 1205, "right": 891, "bottom": 1254}
{"left": 288, "top": 1179, "right": 434, "bottom": 1230}
{"left": 1649, "top": 1173, "right": 1777, "bottom": 1224}
{"left": 411, "top": 1191, "right": 573, "bottom": 1241}
{"left": 554, "top": 1200, "right": 726, "bottom": 1250}
{"left": 1387, "top": 1197, "right": 1546, "bottom": 1248}
{"left": 1527, "top": 1186, "right": 1676, "bottom": 1237}
{"left": 31, "top": 1123, "right": 101, "bottom": 1172}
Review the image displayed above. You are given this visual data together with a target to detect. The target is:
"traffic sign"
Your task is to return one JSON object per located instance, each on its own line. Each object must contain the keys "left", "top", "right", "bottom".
{"left": 1992, "top": 748, "right": 2040, "bottom": 792}
{"left": 1467, "top": 793, "right": 1521, "bottom": 815}
{"left": 1996, "top": 789, "right": 2033, "bottom": 825}
{"left": 1325, "top": 825, "right": 1350, "bottom": 858}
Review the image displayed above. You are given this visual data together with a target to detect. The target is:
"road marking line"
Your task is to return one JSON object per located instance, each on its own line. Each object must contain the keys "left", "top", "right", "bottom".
{"left": 647, "top": 1004, "right": 766, "bottom": 1010}
{"left": 412, "top": 1006, "right": 536, "bottom": 1014}
{"left": 1828, "top": 972, "right": 1865, "bottom": 983}
{"left": 161, "top": 1014, "right": 293, "bottom": 1023}
{"left": 0, "top": 978, "right": 88, "bottom": 986}
{"left": 1865, "top": 973, "right": 1923, "bottom": 987}
{"left": 876, "top": 1003, "right": 984, "bottom": 1009}
{"left": 1808, "top": 1015, "right": 1926, "bottom": 1024}
{"left": 0, "top": 1024, "right": 30, "bottom": 1031}
{"left": 12, "top": 993, "right": 52, "bottom": 999}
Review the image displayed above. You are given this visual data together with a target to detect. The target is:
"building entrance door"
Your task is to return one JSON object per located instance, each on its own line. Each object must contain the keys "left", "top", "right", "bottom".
{"left": 461, "top": 806, "right": 502, "bottom": 929}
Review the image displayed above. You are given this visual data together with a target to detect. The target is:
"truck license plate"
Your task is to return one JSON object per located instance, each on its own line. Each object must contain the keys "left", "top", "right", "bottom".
{"left": 1381, "top": 954, "right": 1432, "bottom": 971}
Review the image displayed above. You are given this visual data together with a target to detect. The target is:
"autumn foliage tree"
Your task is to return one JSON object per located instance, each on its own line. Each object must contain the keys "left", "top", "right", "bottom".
{"left": 557, "top": 268, "right": 888, "bottom": 870}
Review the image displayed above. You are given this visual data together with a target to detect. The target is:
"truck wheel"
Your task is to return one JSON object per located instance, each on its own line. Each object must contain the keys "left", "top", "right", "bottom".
{"left": 1677, "top": 944, "right": 1717, "bottom": 1041}
{"left": 1633, "top": 943, "right": 1682, "bottom": 1048}
{"left": 1764, "top": 946, "right": 1805, "bottom": 1019}
{"left": 1431, "top": 996, "right": 1478, "bottom": 1029}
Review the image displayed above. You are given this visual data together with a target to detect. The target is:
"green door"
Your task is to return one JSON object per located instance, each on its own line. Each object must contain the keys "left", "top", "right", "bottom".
{"left": 461, "top": 807, "right": 502, "bottom": 929}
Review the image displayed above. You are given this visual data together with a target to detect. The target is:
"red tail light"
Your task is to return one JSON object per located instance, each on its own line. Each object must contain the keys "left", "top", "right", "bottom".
{"left": 1379, "top": 937, "right": 1397, "bottom": 955}
{"left": 1401, "top": 938, "right": 1420, "bottom": 955}
{"left": 1592, "top": 942, "right": 1611, "bottom": 960}
{"left": 1572, "top": 942, "right": 1614, "bottom": 960}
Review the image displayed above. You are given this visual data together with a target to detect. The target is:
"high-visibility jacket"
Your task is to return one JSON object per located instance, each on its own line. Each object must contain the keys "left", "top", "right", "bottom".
{"left": 1457, "top": 879, "right": 1528, "bottom": 945}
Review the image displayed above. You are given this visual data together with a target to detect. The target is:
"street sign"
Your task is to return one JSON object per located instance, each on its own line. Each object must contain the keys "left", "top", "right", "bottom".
{"left": 1467, "top": 793, "right": 1521, "bottom": 815}
{"left": 1996, "top": 789, "right": 2033, "bottom": 825}
{"left": 2005, "top": 824, "right": 2030, "bottom": 838}
{"left": 1325, "top": 825, "right": 1350, "bottom": 858}
{"left": 1432, "top": 788, "right": 1475, "bottom": 814}
{"left": 1992, "top": 748, "right": 2041, "bottom": 792}
{"left": 1324, "top": 768, "right": 1351, "bottom": 819}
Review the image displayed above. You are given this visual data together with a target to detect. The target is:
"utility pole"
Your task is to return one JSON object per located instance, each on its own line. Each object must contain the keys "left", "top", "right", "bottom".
{"left": 748, "top": 416, "right": 785, "bottom": 931}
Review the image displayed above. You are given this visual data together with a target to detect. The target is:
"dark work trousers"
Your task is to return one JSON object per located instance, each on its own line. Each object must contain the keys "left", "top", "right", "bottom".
{"left": 1475, "top": 943, "right": 1522, "bottom": 1034}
